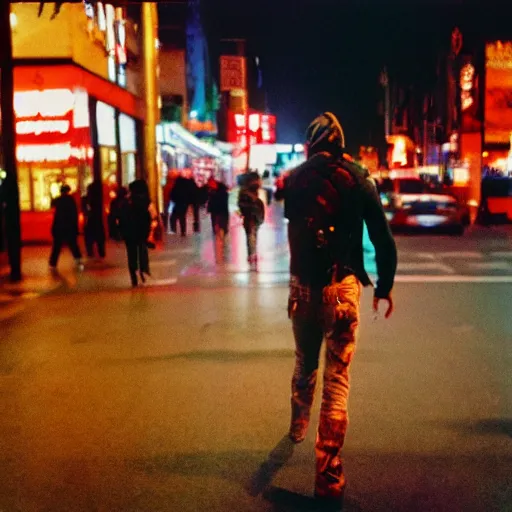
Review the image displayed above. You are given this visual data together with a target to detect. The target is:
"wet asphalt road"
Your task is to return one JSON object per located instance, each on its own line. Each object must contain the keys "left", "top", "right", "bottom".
{"left": 0, "top": 205, "right": 511, "bottom": 511}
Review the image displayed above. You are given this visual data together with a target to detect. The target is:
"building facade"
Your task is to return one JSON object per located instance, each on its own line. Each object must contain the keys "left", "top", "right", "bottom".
{"left": 10, "top": 1, "right": 149, "bottom": 241}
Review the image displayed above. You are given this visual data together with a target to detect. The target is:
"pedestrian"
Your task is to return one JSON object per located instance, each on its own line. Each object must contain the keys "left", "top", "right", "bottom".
{"left": 49, "top": 184, "right": 84, "bottom": 271}
{"left": 83, "top": 180, "right": 106, "bottom": 259}
{"left": 275, "top": 112, "right": 397, "bottom": 510}
{"left": 169, "top": 169, "right": 195, "bottom": 236}
{"left": 117, "top": 179, "right": 152, "bottom": 287}
{"left": 237, "top": 171, "right": 265, "bottom": 271}
{"left": 108, "top": 186, "right": 128, "bottom": 241}
{"left": 206, "top": 175, "right": 230, "bottom": 262}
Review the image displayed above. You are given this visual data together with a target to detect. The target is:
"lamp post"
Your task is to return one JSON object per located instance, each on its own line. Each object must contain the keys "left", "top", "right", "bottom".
{"left": 0, "top": 1, "right": 22, "bottom": 282}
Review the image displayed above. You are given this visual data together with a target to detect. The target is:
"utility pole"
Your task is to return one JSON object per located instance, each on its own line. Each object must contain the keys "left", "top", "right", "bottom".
{"left": 142, "top": 2, "right": 160, "bottom": 211}
{"left": 0, "top": 1, "right": 22, "bottom": 282}
{"left": 380, "top": 67, "right": 391, "bottom": 138}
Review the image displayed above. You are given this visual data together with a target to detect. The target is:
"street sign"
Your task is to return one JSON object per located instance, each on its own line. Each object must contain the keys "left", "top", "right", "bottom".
{"left": 220, "top": 55, "right": 246, "bottom": 92}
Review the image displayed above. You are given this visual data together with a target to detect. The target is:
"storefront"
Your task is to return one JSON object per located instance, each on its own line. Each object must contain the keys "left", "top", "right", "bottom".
{"left": 14, "top": 64, "right": 144, "bottom": 242}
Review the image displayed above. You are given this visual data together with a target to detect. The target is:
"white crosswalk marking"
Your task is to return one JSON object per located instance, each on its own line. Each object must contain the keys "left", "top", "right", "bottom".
{"left": 397, "top": 262, "right": 456, "bottom": 274}
{"left": 396, "top": 275, "right": 512, "bottom": 283}
{"left": 490, "top": 251, "right": 512, "bottom": 258}
{"left": 467, "top": 261, "right": 511, "bottom": 270}
{"left": 437, "top": 251, "right": 483, "bottom": 259}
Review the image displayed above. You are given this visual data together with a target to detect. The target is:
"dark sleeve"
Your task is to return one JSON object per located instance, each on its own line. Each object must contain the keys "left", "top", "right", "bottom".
{"left": 362, "top": 177, "right": 397, "bottom": 298}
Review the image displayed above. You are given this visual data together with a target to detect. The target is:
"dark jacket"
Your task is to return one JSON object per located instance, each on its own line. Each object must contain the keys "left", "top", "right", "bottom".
{"left": 276, "top": 152, "right": 397, "bottom": 298}
{"left": 207, "top": 182, "right": 229, "bottom": 216}
{"left": 238, "top": 186, "right": 264, "bottom": 226}
{"left": 51, "top": 194, "right": 79, "bottom": 238}
{"left": 170, "top": 177, "right": 197, "bottom": 211}
{"left": 117, "top": 195, "right": 151, "bottom": 243}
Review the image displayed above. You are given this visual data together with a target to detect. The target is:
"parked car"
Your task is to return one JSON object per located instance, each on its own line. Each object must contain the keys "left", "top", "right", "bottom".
{"left": 378, "top": 177, "right": 469, "bottom": 235}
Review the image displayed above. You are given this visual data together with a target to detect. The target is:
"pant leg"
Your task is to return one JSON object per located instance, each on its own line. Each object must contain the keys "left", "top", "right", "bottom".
{"left": 288, "top": 279, "right": 324, "bottom": 441}
{"left": 67, "top": 236, "right": 82, "bottom": 260}
{"left": 244, "top": 221, "right": 258, "bottom": 261}
{"left": 97, "top": 226, "right": 106, "bottom": 258}
{"left": 315, "top": 275, "right": 361, "bottom": 498}
{"left": 49, "top": 237, "right": 63, "bottom": 267}
{"left": 84, "top": 224, "right": 94, "bottom": 257}
{"left": 139, "top": 242, "right": 150, "bottom": 274}
{"left": 193, "top": 203, "right": 200, "bottom": 233}
{"left": 179, "top": 211, "right": 187, "bottom": 236}
{"left": 125, "top": 241, "right": 138, "bottom": 285}
{"left": 170, "top": 210, "right": 178, "bottom": 232}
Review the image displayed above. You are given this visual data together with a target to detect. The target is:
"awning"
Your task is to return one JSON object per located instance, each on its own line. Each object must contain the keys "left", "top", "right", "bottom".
{"left": 159, "top": 122, "right": 221, "bottom": 159}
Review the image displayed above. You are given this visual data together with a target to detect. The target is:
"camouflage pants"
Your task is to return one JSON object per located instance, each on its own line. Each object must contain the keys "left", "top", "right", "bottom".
{"left": 288, "top": 274, "right": 361, "bottom": 498}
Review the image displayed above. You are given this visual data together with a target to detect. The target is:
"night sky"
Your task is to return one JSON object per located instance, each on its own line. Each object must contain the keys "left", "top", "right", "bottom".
{"left": 199, "top": 0, "right": 512, "bottom": 153}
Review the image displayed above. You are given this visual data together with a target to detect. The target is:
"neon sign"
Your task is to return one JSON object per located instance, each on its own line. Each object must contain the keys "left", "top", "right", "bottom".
{"left": 16, "top": 120, "right": 70, "bottom": 136}
{"left": 16, "top": 144, "right": 92, "bottom": 163}
{"left": 14, "top": 89, "right": 74, "bottom": 118}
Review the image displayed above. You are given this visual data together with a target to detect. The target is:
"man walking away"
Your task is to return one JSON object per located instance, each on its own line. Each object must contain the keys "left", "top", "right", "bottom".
{"left": 237, "top": 171, "right": 265, "bottom": 271}
{"left": 275, "top": 112, "right": 397, "bottom": 510}
{"left": 117, "top": 179, "right": 152, "bottom": 287}
{"left": 49, "top": 184, "right": 84, "bottom": 271}
{"left": 83, "top": 180, "right": 106, "bottom": 259}
{"left": 206, "top": 175, "right": 230, "bottom": 263}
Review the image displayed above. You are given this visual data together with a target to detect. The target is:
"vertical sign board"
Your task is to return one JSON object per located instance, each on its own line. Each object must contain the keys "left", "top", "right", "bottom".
{"left": 485, "top": 41, "right": 512, "bottom": 144}
{"left": 220, "top": 55, "right": 246, "bottom": 92}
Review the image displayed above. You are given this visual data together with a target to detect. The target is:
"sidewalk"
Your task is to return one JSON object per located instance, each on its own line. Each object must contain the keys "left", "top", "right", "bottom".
{"left": 0, "top": 204, "right": 291, "bottom": 296}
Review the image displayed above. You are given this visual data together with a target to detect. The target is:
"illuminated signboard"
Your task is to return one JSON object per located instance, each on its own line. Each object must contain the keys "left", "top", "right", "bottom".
{"left": 485, "top": 41, "right": 512, "bottom": 144}
{"left": 227, "top": 111, "right": 276, "bottom": 146}
{"left": 14, "top": 88, "right": 92, "bottom": 163}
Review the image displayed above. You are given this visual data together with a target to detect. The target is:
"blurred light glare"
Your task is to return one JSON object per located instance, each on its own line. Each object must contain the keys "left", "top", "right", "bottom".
{"left": 10, "top": 12, "right": 17, "bottom": 28}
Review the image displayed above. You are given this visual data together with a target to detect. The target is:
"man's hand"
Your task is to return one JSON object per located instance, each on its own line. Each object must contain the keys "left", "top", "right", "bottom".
{"left": 373, "top": 293, "right": 394, "bottom": 319}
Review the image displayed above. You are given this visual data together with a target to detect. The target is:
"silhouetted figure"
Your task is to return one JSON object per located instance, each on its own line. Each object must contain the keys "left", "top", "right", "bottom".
{"left": 108, "top": 186, "right": 128, "bottom": 241}
{"left": 170, "top": 169, "right": 195, "bottom": 236}
{"left": 206, "top": 176, "right": 230, "bottom": 263}
{"left": 238, "top": 172, "right": 265, "bottom": 271}
{"left": 83, "top": 181, "right": 106, "bottom": 258}
{"left": 49, "top": 184, "right": 83, "bottom": 270}
{"left": 117, "top": 179, "right": 151, "bottom": 287}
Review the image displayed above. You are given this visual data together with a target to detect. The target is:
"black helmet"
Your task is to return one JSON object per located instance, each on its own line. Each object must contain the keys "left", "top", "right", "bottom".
{"left": 305, "top": 112, "right": 345, "bottom": 155}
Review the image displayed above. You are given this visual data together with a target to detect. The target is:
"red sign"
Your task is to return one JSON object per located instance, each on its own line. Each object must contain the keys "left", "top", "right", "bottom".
{"left": 14, "top": 88, "right": 92, "bottom": 163}
{"left": 227, "top": 111, "right": 276, "bottom": 146}
{"left": 220, "top": 56, "right": 246, "bottom": 91}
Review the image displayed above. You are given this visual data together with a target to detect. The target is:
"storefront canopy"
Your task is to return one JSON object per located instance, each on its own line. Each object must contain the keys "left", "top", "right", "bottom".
{"left": 159, "top": 122, "right": 221, "bottom": 159}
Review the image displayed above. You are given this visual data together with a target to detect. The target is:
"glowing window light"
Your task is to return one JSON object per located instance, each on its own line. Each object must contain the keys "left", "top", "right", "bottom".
{"left": 10, "top": 12, "right": 17, "bottom": 28}
{"left": 234, "top": 114, "right": 245, "bottom": 128}
{"left": 249, "top": 114, "right": 260, "bottom": 132}
{"left": 73, "top": 89, "right": 90, "bottom": 129}
{"left": 391, "top": 137, "right": 407, "bottom": 166}
{"left": 14, "top": 89, "right": 75, "bottom": 118}
{"left": 16, "top": 120, "right": 70, "bottom": 136}
{"left": 97, "top": 2, "right": 106, "bottom": 31}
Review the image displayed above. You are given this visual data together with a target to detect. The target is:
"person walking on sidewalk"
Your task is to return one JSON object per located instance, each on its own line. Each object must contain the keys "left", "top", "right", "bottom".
{"left": 83, "top": 180, "right": 106, "bottom": 259}
{"left": 237, "top": 171, "right": 265, "bottom": 271}
{"left": 275, "top": 112, "right": 397, "bottom": 510}
{"left": 117, "top": 179, "right": 152, "bottom": 287}
{"left": 169, "top": 169, "right": 195, "bottom": 236}
{"left": 49, "top": 184, "right": 84, "bottom": 271}
{"left": 206, "top": 175, "right": 230, "bottom": 263}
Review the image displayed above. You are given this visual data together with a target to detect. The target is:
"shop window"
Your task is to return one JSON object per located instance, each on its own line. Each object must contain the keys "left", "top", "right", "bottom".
{"left": 31, "top": 166, "right": 79, "bottom": 211}
{"left": 18, "top": 165, "right": 31, "bottom": 212}
{"left": 100, "top": 146, "right": 118, "bottom": 185}
{"left": 96, "top": 102, "right": 117, "bottom": 147}
{"left": 122, "top": 152, "right": 136, "bottom": 185}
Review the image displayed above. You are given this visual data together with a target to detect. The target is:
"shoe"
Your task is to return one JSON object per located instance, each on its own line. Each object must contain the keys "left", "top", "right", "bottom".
{"left": 130, "top": 271, "right": 138, "bottom": 288}
{"left": 288, "top": 422, "right": 308, "bottom": 444}
{"left": 315, "top": 457, "right": 346, "bottom": 511}
{"left": 139, "top": 271, "right": 146, "bottom": 284}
